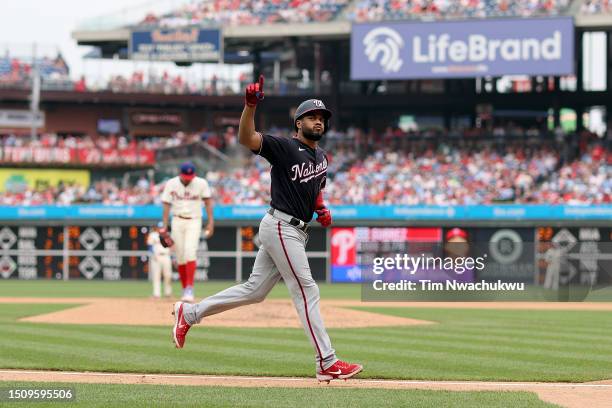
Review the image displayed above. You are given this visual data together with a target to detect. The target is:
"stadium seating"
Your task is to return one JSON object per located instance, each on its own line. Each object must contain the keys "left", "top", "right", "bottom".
{"left": 138, "top": 0, "right": 351, "bottom": 27}
{"left": 0, "top": 56, "right": 69, "bottom": 79}
{"left": 348, "top": 0, "right": 571, "bottom": 22}
{"left": 0, "top": 55, "right": 71, "bottom": 91}
{"left": 1, "top": 128, "right": 609, "bottom": 205}
{"left": 580, "top": 0, "right": 612, "bottom": 13}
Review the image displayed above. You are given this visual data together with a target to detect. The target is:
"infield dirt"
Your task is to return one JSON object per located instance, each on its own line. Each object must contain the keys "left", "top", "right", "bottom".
{"left": 1, "top": 369, "right": 611, "bottom": 408}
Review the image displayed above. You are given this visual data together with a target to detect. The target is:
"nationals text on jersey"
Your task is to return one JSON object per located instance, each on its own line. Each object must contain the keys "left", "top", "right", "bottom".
{"left": 291, "top": 157, "right": 328, "bottom": 183}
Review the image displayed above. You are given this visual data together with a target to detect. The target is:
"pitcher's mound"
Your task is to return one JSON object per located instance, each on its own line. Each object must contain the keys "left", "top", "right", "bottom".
{"left": 18, "top": 298, "right": 434, "bottom": 328}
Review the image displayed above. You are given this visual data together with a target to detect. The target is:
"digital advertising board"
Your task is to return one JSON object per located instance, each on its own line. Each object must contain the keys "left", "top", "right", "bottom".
{"left": 351, "top": 17, "right": 574, "bottom": 80}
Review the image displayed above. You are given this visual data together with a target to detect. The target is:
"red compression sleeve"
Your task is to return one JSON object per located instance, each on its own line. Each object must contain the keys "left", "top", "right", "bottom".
{"left": 186, "top": 261, "right": 196, "bottom": 287}
{"left": 178, "top": 264, "right": 187, "bottom": 288}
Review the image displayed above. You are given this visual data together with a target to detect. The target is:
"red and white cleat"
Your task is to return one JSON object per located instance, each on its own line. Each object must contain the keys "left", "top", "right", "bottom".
{"left": 316, "top": 360, "right": 363, "bottom": 382}
{"left": 172, "top": 301, "right": 191, "bottom": 349}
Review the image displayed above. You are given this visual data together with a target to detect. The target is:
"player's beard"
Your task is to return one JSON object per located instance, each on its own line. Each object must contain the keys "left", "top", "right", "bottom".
{"left": 302, "top": 126, "right": 323, "bottom": 141}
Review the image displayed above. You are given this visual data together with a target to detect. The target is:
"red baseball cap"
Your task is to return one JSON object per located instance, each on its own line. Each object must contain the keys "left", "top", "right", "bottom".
{"left": 180, "top": 162, "right": 196, "bottom": 181}
{"left": 446, "top": 227, "right": 468, "bottom": 241}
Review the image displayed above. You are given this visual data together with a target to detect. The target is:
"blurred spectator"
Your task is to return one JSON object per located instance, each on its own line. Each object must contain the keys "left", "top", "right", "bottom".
{"left": 1, "top": 129, "right": 610, "bottom": 206}
{"left": 581, "top": 0, "right": 612, "bottom": 13}
{"left": 138, "top": 0, "right": 350, "bottom": 27}
{"left": 0, "top": 52, "right": 71, "bottom": 90}
{"left": 349, "top": 0, "right": 570, "bottom": 21}
{"left": 0, "top": 130, "right": 231, "bottom": 153}
{"left": 74, "top": 75, "right": 87, "bottom": 92}
{"left": 529, "top": 144, "right": 612, "bottom": 204}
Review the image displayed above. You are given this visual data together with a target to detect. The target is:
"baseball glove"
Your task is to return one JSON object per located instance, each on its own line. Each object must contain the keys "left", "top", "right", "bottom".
{"left": 159, "top": 227, "right": 174, "bottom": 248}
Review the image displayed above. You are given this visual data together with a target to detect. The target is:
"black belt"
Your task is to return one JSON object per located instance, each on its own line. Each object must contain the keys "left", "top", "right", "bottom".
{"left": 267, "top": 208, "right": 309, "bottom": 232}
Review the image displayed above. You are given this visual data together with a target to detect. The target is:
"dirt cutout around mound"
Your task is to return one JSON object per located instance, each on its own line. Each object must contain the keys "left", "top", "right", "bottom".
{"left": 4, "top": 297, "right": 612, "bottom": 328}
{"left": 7, "top": 297, "right": 433, "bottom": 328}
{"left": 1, "top": 370, "right": 611, "bottom": 408}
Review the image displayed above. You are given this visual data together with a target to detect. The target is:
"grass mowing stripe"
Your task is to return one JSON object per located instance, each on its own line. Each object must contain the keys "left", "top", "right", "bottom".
{"left": 329, "top": 328, "right": 612, "bottom": 359}
{"left": 352, "top": 306, "right": 612, "bottom": 326}
{"left": 0, "top": 326, "right": 318, "bottom": 368}
{"left": 4, "top": 334, "right": 596, "bottom": 382}
{"left": 0, "top": 382, "right": 557, "bottom": 408}
{"left": 0, "top": 280, "right": 363, "bottom": 299}
{"left": 330, "top": 331, "right": 612, "bottom": 364}
{"left": 0, "top": 326, "right": 608, "bottom": 372}
{"left": 0, "top": 324, "right": 314, "bottom": 355}
{"left": 0, "top": 338, "right": 309, "bottom": 370}
{"left": 330, "top": 339, "right": 612, "bottom": 369}
{"left": 355, "top": 307, "right": 612, "bottom": 325}
{"left": 330, "top": 325, "right": 612, "bottom": 349}
{"left": 0, "top": 340, "right": 316, "bottom": 377}
{"left": 339, "top": 348, "right": 566, "bottom": 376}
{"left": 438, "top": 322, "right": 612, "bottom": 338}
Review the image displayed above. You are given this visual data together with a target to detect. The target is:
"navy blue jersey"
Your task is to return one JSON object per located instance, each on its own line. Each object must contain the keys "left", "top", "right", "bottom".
{"left": 253, "top": 133, "right": 327, "bottom": 222}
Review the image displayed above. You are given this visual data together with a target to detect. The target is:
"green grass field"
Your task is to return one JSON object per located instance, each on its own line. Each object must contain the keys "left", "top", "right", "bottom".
{"left": 0, "top": 382, "right": 556, "bottom": 408}
{"left": 0, "top": 280, "right": 610, "bottom": 407}
{"left": 0, "top": 280, "right": 361, "bottom": 299}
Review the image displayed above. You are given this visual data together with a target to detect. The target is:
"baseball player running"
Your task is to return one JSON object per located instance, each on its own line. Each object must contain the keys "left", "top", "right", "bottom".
{"left": 172, "top": 75, "right": 363, "bottom": 382}
{"left": 160, "top": 162, "right": 214, "bottom": 302}
{"left": 148, "top": 223, "right": 173, "bottom": 298}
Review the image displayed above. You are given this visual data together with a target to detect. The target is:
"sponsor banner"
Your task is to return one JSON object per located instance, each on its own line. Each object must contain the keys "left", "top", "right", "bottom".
{"left": 0, "top": 147, "right": 75, "bottom": 164}
{"left": 0, "top": 205, "right": 611, "bottom": 221}
{"left": 130, "top": 112, "right": 182, "bottom": 127}
{"left": 130, "top": 27, "right": 221, "bottom": 62}
{"left": 351, "top": 17, "right": 574, "bottom": 79}
{"left": 0, "top": 110, "right": 45, "bottom": 129}
{"left": 77, "top": 148, "right": 156, "bottom": 166}
{"left": 331, "top": 226, "right": 477, "bottom": 283}
{"left": 0, "top": 147, "right": 155, "bottom": 166}
{"left": 0, "top": 168, "right": 90, "bottom": 193}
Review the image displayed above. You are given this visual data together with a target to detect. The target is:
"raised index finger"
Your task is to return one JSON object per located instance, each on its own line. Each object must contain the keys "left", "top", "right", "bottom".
{"left": 258, "top": 75, "right": 264, "bottom": 91}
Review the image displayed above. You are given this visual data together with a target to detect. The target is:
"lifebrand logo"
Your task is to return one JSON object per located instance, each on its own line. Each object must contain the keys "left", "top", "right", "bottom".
{"left": 363, "top": 27, "right": 404, "bottom": 73}
{"left": 413, "top": 31, "right": 562, "bottom": 64}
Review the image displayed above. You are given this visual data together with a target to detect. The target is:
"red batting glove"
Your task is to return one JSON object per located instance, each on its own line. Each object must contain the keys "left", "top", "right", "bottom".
{"left": 315, "top": 208, "right": 332, "bottom": 227}
{"left": 245, "top": 75, "right": 265, "bottom": 107}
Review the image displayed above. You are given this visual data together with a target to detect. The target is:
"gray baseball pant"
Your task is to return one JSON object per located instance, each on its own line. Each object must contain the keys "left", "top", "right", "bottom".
{"left": 182, "top": 212, "right": 337, "bottom": 371}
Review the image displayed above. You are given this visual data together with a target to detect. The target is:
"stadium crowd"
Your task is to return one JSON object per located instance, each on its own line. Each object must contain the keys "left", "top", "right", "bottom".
{"left": 532, "top": 144, "right": 611, "bottom": 204}
{"left": 347, "top": 0, "right": 570, "bottom": 21}
{"left": 580, "top": 0, "right": 612, "bottom": 13}
{"left": 0, "top": 54, "right": 70, "bottom": 88}
{"left": 0, "top": 129, "right": 237, "bottom": 153}
{"left": 139, "top": 0, "right": 349, "bottom": 27}
{"left": 101, "top": 72, "right": 241, "bottom": 96}
{"left": 207, "top": 139, "right": 612, "bottom": 206}
{"left": 0, "top": 179, "right": 155, "bottom": 206}
{"left": 0, "top": 128, "right": 609, "bottom": 205}
{"left": 137, "top": 0, "right": 571, "bottom": 26}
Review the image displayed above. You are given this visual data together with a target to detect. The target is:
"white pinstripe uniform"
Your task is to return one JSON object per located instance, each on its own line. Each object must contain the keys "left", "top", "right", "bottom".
{"left": 161, "top": 176, "right": 212, "bottom": 265}
{"left": 147, "top": 230, "right": 172, "bottom": 298}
